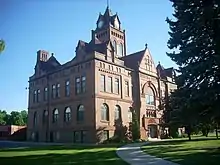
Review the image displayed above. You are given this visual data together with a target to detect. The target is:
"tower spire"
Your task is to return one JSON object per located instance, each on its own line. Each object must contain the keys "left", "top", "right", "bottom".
{"left": 107, "top": 0, "right": 110, "bottom": 8}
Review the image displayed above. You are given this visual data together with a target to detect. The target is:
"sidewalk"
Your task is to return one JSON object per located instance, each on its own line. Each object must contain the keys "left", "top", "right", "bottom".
{"left": 116, "top": 142, "right": 179, "bottom": 165}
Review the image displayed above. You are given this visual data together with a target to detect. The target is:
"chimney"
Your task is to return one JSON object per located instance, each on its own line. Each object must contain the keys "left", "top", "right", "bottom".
{"left": 91, "top": 30, "right": 96, "bottom": 40}
{"left": 37, "top": 50, "right": 49, "bottom": 62}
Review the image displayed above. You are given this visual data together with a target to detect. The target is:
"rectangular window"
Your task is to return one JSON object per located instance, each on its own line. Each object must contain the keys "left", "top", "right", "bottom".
{"left": 37, "top": 89, "right": 40, "bottom": 102}
{"left": 150, "top": 96, "right": 154, "bottom": 105}
{"left": 100, "top": 75, "right": 105, "bottom": 92}
{"left": 56, "top": 84, "right": 60, "bottom": 98}
{"left": 125, "top": 81, "right": 129, "bottom": 96}
{"left": 52, "top": 85, "right": 56, "bottom": 98}
{"left": 33, "top": 90, "right": 37, "bottom": 103}
{"left": 75, "top": 77, "right": 81, "bottom": 94}
{"left": 82, "top": 131, "right": 87, "bottom": 143}
{"left": 74, "top": 131, "right": 81, "bottom": 143}
{"left": 128, "top": 110, "right": 132, "bottom": 122}
{"left": 74, "top": 131, "right": 87, "bottom": 143}
{"left": 81, "top": 76, "right": 86, "bottom": 93}
{"left": 44, "top": 87, "right": 48, "bottom": 101}
{"left": 146, "top": 95, "right": 154, "bottom": 105}
{"left": 114, "top": 78, "right": 119, "bottom": 94}
{"left": 146, "top": 95, "right": 150, "bottom": 105}
{"left": 107, "top": 76, "right": 113, "bottom": 93}
{"left": 103, "top": 130, "right": 109, "bottom": 141}
{"left": 65, "top": 80, "right": 70, "bottom": 96}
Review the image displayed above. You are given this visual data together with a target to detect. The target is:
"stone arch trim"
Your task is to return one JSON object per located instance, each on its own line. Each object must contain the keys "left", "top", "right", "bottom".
{"left": 148, "top": 118, "right": 157, "bottom": 125}
{"left": 142, "top": 81, "right": 158, "bottom": 97}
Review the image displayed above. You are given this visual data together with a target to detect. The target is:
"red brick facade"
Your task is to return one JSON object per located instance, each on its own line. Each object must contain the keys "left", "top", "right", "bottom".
{"left": 27, "top": 7, "right": 176, "bottom": 143}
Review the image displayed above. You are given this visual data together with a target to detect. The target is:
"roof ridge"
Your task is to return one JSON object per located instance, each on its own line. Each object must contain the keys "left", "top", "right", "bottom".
{"left": 126, "top": 49, "right": 145, "bottom": 56}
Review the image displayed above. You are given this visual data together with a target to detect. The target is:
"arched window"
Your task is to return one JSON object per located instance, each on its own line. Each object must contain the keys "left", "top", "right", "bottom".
{"left": 113, "top": 40, "right": 117, "bottom": 54}
{"left": 53, "top": 108, "right": 59, "bottom": 123}
{"left": 33, "top": 111, "right": 37, "bottom": 126}
{"left": 64, "top": 107, "right": 71, "bottom": 122}
{"left": 128, "top": 108, "right": 132, "bottom": 122}
{"left": 145, "top": 88, "right": 155, "bottom": 105}
{"left": 101, "top": 103, "right": 109, "bottom": 121}
{"left": 77, "top": 105, "right": 84, "bottom": 122}
{"left": 117, "top": 43, "right": 123, "bottom": 57}
{"left": 114, "top": 105, "right": 121, "bottom": 121}
{"left": 43, "top": 110, "right": 48, "bottom": 124}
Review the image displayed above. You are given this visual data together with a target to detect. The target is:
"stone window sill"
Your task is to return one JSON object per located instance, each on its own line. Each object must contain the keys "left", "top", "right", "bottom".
{"left": 100, "top": 120, "right": 110, "bottom": 123}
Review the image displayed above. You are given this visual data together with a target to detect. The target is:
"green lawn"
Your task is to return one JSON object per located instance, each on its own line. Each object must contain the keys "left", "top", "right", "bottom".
{"left": 142, "top": 137, "right": 220, "bottom": 165}
{"left": 0, "top": 144, "right": 127, "bottom": 165}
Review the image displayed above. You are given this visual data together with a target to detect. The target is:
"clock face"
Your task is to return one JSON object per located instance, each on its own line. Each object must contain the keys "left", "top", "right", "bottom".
{"left": 98, "top": 20, "right": 104, "bottom": 28}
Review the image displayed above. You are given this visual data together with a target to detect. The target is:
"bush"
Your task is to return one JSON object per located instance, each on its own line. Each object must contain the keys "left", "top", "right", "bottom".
{"left": 103, "top": 135, "right": 133, "bottom": 144}
{"left": 181, "top": 133, "right": 188, "bottom": 138}
{"left": 129, "top": 108, "right": 140, "bottom": 141}
{"left": 134, "top": 139, "right": 142, "bottom": 143}
{"left": 161, "top": 132, "right": 171, "bottom": 139}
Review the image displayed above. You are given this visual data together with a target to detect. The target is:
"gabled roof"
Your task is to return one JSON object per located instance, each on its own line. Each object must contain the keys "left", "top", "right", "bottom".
{"left": 156, "top": 63, "right": 174, "bottom": 79}
{"left": 37, "top": 55, "right": 61, "bottom": 72}
{"left": 110, "top": 14, "right": 121, "bottom": 25}
{"left": 76, "top": 38, "right": 109, "bottom": 54}
{"left": 164, "top": 67, "right": 174, "bottom": 78}
{"left": 47, "top": 55, "right": 61, "bottom": 66}
{"left": 120, "top": 50, "right": 145, "bottom": 69}
{"left": 156, "top": 63, "right": 165, "bottom": 71}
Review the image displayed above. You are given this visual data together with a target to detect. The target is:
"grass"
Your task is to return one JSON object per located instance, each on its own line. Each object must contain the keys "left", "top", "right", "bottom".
{"left": 0, "top": 144, "right": 127, "bottom": 165}
{"left": 142, "top": 136, "right": 220, "bottom": 165}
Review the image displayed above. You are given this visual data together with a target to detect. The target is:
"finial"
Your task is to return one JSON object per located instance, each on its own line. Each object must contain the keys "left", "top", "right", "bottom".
{"left": 158, "top": 61, "right": 160, "bottom": 65}
{"left": 51, "top": 53, "right": 54, "bottom": 56}
{"left": 145, "top": 43, "right": 148, "bottom": 49}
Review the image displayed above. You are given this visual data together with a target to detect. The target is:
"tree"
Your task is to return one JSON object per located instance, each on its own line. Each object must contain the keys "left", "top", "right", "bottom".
{"left": 0, "top": 110, "right": 27, "bottom": 126}
{"left": 0, "top": 39, "right": 5, "bottom": 53}
{"left": 129, "top": 107, "right": 140, "bottom": 141}
{"left": 166, "top": 0, "right": 220, "bottom": 139}
{"left": 20, "top": 110, "right": 28, "bottom": 125}
{"left": 9, "top": 111, "right": 25, "bottom": 126}
{"left": 0, "top": 110, "right": 7, "bottom": 125}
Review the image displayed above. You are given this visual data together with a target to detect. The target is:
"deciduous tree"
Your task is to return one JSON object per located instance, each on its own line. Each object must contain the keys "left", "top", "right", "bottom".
{"left": 0, "top": 39, "right": 5, "bottom": 53}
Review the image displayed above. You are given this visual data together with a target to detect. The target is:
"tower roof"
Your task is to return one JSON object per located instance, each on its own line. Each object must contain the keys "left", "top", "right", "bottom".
{"left": 96, "top": 6, "right": 121, "bottom": 30}
{"left": 104, "top": 6, "right": 113, "bottom": 18}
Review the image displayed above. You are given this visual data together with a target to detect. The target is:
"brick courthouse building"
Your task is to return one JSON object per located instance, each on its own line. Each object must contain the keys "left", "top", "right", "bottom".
{"left": 27, "top": 7, "right": 176, "bottom": 143}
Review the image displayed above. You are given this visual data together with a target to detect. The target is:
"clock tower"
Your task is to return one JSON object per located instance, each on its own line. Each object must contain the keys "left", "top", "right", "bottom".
{"left": 92, "top": 6, "right": 126, "bottom": 57}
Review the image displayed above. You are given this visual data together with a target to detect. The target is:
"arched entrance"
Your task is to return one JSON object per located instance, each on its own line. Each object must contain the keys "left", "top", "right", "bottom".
{"left": 148, "top": 125, "right": 157, "bottom": 138}
{"left": 147, "top": 118, "right": 158, "bottom": 138}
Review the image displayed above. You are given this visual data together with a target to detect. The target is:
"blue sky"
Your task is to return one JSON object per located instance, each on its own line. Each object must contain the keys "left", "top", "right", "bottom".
{"left": 0, "top": 0, "right": 174, "bottom": 112}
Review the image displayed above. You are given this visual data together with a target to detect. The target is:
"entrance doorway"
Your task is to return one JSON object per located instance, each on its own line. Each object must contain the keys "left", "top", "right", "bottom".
{"left": 148, "top": 125, "right": 157, "bottom": 138}
{"left": 50, "top": 132, "right": 54, "bottom": 142}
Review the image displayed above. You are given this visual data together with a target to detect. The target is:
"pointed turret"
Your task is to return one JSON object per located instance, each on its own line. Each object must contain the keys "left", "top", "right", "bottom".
{"left": 104, "top": 6, "right": 113, "bottom": 19}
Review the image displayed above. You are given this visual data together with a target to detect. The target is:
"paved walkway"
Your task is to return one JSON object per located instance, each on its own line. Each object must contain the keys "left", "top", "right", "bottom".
{"left": 116, "top": 142, "right": 179, "bottom": 165}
